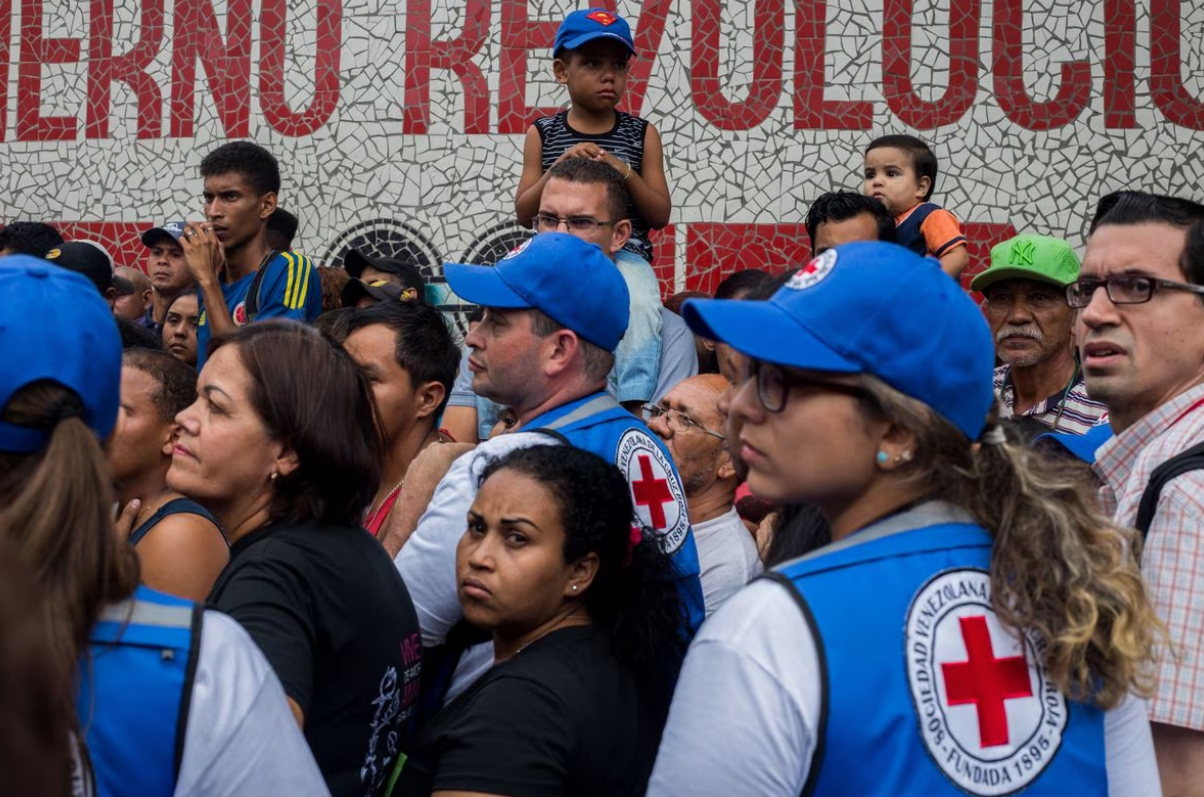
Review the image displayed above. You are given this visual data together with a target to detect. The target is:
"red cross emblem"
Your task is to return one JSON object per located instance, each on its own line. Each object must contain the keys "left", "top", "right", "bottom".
{"left": 941, "top": 615, "right": 1034, "bottom": 748}
{"left": 587, "top": 10, "right": 618, "bottom": 25}
{"left": 631, "top": 455, "right": 673, "bottom": 529}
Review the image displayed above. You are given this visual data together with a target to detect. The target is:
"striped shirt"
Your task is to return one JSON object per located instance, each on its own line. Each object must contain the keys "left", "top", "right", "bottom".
{"left": 993, "top": 364, "right": 1108, "bottom": 434}
{"left": 1095, "top": 382, "right": 1204, "bottom": 731}
{"left": 535, "top": 110, "right": 652, "bottom": 262}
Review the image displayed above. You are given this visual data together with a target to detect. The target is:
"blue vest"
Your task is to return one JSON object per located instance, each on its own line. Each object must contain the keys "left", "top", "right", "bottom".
{"left": 770, "top": 509, "right": 1106, "bottom": 797}
{"left": 895, "top": 202, "right": 939, "bottom": 256}
{"left": 531, "top": 392, "right": 706, "bottom": 635}
{"left": 77, "top": 586, "right": 200, "bottom": 797}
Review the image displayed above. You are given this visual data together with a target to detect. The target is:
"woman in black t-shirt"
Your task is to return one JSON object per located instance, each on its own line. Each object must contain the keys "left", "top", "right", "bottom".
{"left": 168, "top": 321, "right": 423, "bottom": 797}
{"left": 396, "top": 445, "right": 685, "bottom": 797}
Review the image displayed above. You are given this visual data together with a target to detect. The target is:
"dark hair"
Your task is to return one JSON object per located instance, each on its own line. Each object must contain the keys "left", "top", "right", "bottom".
{"left": 315, "top": 306, "right": 358, "bottom": 343}
{"left": 347, "top": 301, "right": 460, "bottom": 417}
{"left": 212, "top": 321, "right": 381, "bottom": 527}
{"left": 529, "top": 308, "right": 615, "bottom": 382}
{"left": 265, "top": 207, "right": 299, "bottom": 251}
{"left": 0, "top": 540, "right": 73, "bottom": 796}
{"left": 1089, "top": 190, "right": 1204, "bottom": 234}
{"left": 200, "top": 141, "right": 282, "bottom": 197}
{"left": 0, "top": 222, "right": 63, "bottom": 257}
{"left": 478, "top": 446, "right": 686, "bottom": 681}
{"left": 318, "top": 266, "right": 350, "bottom": 313}
{"left": 713, "top": 269, "right": 773, "bottom": 300}
{"left": 804, "top": 191, "right": 896, "bottom": 247}
{"left": 116, "top": 316, "right": 163, "bottom": 350}
{"left": 123, "top": 348, "right": 197, "bottom": 422}
{"left": 867, "top": 134, "right": 938, "bottom": 201}
{"left": 765, "top": 502, "right": 831, "bottom": 567}
{"left": 1090, "top": 191, "right": 1204, "bottom": 285}
{"left": 553, "top": 40, "right": 632, "bottom": 63}
{"left": 546, "top": 158, "right": 627, "bottom": 222}
{"left": 748, "top": 270, "right": 793, "bottom": 301}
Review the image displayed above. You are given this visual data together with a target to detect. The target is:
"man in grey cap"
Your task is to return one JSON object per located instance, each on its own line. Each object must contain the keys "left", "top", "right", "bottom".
{"left": 138, "top": 221, "right": 193, "bottom": 335}
{"left": 971, "top": 234, "right": 1107, "bottom": 434}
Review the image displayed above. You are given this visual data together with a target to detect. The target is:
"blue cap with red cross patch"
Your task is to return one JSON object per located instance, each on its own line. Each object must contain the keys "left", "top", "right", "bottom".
{"left": 0, "top": 255, "right": 121, "bottom": 452}
{"left": 681, "top": 241, "right": 996, "bottom": 441}
{"left": 443, "top": 232, "right": 630, "bottom": 352}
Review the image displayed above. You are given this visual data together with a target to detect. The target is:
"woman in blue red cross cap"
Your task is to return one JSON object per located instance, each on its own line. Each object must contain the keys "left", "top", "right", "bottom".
{"left": 647, "top": 242, "right": 1163, "bottom": 797}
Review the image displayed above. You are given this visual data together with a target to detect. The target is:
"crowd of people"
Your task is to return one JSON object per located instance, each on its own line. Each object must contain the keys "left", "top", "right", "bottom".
{"left": 1, "top": 7, "right": 1202, "bottom": 797}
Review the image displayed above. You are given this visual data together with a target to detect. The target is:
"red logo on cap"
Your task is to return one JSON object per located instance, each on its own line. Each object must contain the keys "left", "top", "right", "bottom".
{"left": 233, "top": 301, "right": 247, "bottom": 326}
{"left": 587, "top": 10, "right": 618, "bottom": 25}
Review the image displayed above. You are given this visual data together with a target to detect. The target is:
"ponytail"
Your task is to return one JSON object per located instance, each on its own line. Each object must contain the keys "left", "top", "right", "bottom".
{"left": 861, "top": 376, "right": 1162, "bottom": 709}
{"left": 0, "top": 383, "right": 139, "bottom": 672}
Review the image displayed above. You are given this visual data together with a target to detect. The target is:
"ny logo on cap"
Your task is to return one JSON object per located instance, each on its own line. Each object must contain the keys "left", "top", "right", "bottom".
{"left": 1009, "top": 239, "right": 1036, "bottom": 267}
{"left": 587, "top": 10, "right": 618, "bottom": 25}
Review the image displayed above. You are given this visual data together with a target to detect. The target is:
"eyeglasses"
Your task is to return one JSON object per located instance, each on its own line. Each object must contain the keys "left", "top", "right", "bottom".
{"left": 530, "top": 213, "right": 617, "bottom": 234}
{"left": 1065, "top": 275, "right": 1204, "bottom": 308}
{"left": 752, "top": 360, "right": 873, "bottom": 414}
{"left": 643, "top": 404, "right": 725, "bottom": 439}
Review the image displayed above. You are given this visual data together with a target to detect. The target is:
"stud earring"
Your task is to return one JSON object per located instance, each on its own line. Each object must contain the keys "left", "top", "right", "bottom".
{"left": 900, "top": 450, "right": 913, "bottom": 463}
{"left": 876, "top": 451, "right": 889, "bottom": 465}
{"left": 270, "top": 471, "right": 278, "bottom": 481}
{"left": 571, "top": 584, "right": 579, "bottom": 591}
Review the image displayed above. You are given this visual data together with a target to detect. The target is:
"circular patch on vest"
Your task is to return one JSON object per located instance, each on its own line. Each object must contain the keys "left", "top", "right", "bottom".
{"left": 785, "top": 248, "right": 837, "bottom": 290}
{"left": 615, "top": 429, "right": 688, "bottom": 555}
{"left": 904, "top": 568, "right": 1067, "bottom": 796}
{"left": 232, "top": 300, "right": 247, "bottom": 326}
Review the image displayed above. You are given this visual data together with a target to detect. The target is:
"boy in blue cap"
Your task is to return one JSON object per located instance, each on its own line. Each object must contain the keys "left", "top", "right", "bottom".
{"left": 516, "top": 7, "right": 669, "bottom": 410}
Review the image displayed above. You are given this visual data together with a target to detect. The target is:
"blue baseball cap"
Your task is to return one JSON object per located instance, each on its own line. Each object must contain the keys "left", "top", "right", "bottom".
{"left": 554, "top": 8, "right": 635, "bottom": 55}
{"left": 1035, "top": 423, "right": 1113, "bottom": 464}
{"left": 444, "top": 232, "right": 630, "bottom": 352}
{"left": 682, "top": 242, "right": 996, "bottom": 440}
{"left": 0, "top": 255, "right": 121, "bottom": 452}
{"left": 140, "top": 220, "right": 185, "bottom": 248}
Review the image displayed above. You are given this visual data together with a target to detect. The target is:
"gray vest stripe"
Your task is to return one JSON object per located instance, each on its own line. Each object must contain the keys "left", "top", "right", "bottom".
{"left": 540, "top": 394, "right": 622, "bottom": 432}
{"left": 100, "top": 598, "right": 193, "bottom": 630}
{"left": 787, "top": 501, "right": 977, "bottom": 566}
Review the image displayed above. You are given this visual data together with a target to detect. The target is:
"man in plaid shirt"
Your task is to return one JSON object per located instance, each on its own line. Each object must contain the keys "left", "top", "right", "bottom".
{"left": 1076, "top": 191, "right": 1204, "bottom": 796}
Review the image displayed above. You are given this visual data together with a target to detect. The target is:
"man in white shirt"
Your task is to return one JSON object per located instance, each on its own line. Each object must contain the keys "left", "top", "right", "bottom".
{"left": 647, "top": 374, "right": 761, "bottom": 615}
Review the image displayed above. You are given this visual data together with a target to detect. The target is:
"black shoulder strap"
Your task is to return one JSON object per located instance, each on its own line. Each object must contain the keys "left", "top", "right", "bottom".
{"left": 244, "top": 249, "right": 278, "bottom": 322}
{"left": 1135, "top": 441, "right": 1204, "bottom": 538}
{"left": 759, "top": 572, "right": 829, "bottom": 797}
{"left": 172, "top": 602, "right": 204, "bottom": 783}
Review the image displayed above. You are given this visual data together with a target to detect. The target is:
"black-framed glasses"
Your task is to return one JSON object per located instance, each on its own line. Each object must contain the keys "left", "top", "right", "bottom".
{"left": 530, "top": 213, "right": 617, "bottom": 234}
{"left": 643, "top": 404, "right": 725, "bottom": 439}
{"left": 752, "top": 360, "right": 873, "bottom": 414}
{"left": 1065, "top": 275, "right": 1204, "bottom": 308}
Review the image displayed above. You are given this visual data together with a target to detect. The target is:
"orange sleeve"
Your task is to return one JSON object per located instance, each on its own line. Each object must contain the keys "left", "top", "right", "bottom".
{"left": 920, "top": 208, "right": 967, "bottom": 257}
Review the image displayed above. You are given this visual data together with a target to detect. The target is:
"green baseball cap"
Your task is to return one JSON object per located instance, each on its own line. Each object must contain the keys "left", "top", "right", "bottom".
{"left": 970, "top": 234, "right": 1081, "bottom": 292}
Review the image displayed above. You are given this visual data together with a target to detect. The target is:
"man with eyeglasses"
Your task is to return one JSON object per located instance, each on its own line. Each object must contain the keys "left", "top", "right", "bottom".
{"left": 647, "top": 374, "right": 762, "bottom": 616}
{"left": 970, "top": 234, "right": 1107, "bottom": 434}
{"left": 1072, "top": 190, "right": 1204, "bottom": 797}
{"left": 532, "top": 157, "right": 697, "bottom": 413}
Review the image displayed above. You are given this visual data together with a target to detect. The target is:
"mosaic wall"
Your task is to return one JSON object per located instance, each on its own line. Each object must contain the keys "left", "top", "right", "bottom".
{"left": 2, "top": 0, "right": 1204, "bottom": 304}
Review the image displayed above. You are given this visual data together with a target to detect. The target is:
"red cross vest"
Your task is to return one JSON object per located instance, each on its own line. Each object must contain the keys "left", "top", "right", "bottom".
{"left": 768, "top": 507, "right": 1106, "bottom": 797}
{"left": 530, "top": 391, "right": 705, "bottom": 635}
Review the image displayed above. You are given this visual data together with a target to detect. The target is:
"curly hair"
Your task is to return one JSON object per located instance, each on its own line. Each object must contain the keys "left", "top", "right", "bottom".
{"left": 860, "top": 374, "right": 1162, "bottom": 709}
{"left": 200, "top": 141, "right": 281, "bottom": 196}
{"left": 123, "top": 348, "right": 197, "bottom": 423}
{"left": 478, "top": 446, "right": 686, "bottom": 681}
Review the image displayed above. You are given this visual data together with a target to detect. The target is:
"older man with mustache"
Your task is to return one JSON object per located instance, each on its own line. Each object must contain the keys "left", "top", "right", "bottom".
{"left": 971, "top": 234, "right": 1108, "bottom": 433}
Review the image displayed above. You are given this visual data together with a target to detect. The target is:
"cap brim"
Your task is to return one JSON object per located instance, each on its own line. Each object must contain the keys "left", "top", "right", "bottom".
{"left": 1035, "top": 424, "right": 1113, "bottom": 463}
{"left": 344, "top": 250, "right": 371, "bottom": 279}
{"left": 558, "top": 32, "right": 636, "bottom": 54}
{"left": 140, "top": 229, "right": 178, "bottom": 248}
{"left": 682, "top": 298, "right": 859, "bottom": 373}
{"left": 969, "top": 267, "right": 1068, "bottom": 293}
{"left": 340, "top": 281, "right": 373, "bottom": 306}
{"left": 443, "top": 262, "right": 532, "bottom": 309}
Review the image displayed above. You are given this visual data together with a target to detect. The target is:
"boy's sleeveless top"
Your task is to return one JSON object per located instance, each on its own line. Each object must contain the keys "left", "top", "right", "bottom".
{"left": 76, "top": 586, "right": 201, "bottom": 797}
{"left": 128, "top": 497, "right": 225, "bottom": 548}
{"left": 535, "top": 110, "right": 653, "bottom": 263}
{"left": 767, "top": 512, "right": 1107, "bottom": 797}
{"left": 894, "top": 202, "right": 939, "bottom": 256}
